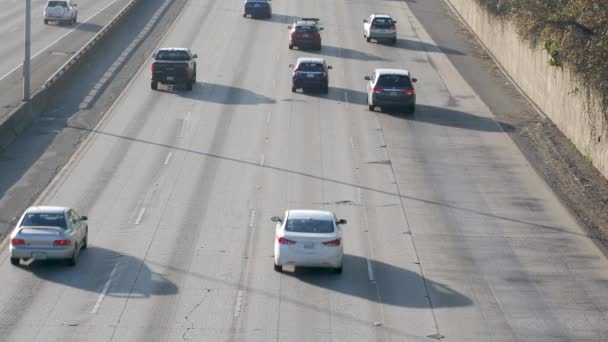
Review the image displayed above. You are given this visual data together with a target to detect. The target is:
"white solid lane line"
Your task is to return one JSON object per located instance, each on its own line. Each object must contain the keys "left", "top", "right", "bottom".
{"left": 233, "top": 290, "right": 244, "bottom": 317}
{"left": 249, "top": 209, "right": 256, "bottom": 229}
{"left": 90, "top": 263, "right": 119, "bottom": 314}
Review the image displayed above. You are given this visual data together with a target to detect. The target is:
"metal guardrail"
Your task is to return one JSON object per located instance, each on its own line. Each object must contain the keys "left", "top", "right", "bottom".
{"left": 43, "top": 0, "right": 138, "bottom": 88}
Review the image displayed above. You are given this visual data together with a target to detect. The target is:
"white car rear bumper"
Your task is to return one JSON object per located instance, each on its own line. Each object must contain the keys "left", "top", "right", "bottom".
{"left": 275, "top": 244, "right": 343, "bottom": 268}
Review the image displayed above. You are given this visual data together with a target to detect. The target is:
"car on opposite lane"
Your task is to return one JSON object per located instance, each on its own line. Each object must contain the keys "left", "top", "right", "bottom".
{"left": 10, "top": 206, "right": 88, "bottom": 267}
{"left": 365, "top": 68, "right": 417, "bottom": 113}
{"left": 290, "top": 57, "right": 332, "bottom": 93}
{"left": 243, "top": 0, "right": 272, "bottom": 19}
{"left": 151, "top": 47, "right": 197, "bottom": 91}
{"left": 44, "top": 0, "right": 78, "bottom": 26}
{"left": 272, "top": 210, "right": 346, "bottom": 273}
{"left": 288, "top": 18, "right": 323, "bottom": 50}
{"left": 363, "top": 14, "right": 397, "bottom": 44}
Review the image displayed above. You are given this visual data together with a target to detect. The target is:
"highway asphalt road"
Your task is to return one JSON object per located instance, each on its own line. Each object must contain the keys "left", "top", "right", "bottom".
{"left": 1, "top": 0, "right": 608, "bottom": 341}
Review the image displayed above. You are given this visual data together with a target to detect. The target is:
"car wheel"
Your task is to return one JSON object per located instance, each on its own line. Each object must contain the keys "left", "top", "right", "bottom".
{"left": 333, "top": 265, "right": 343, "bottom": 274}
{"left": 288, "top": 44, "right": 293, "bottom": 50}
{"left": 408, "top": 104, "right": 416, "bottom": 113}
{"left": 67, "top": 244, "right": 78, "bottom": 266}
{"left": 82, "top": 230, "right": 88, "bottom": 249}
{"left": 44, "top": 19, "right": 49, "bottom": 24}
{"left": 274, "top": 264, "right": 282, "bottom": 272}
{"left": 186, "top": 81, "right": 193, "bottom": 91}
{"left": 316, "top": 45, "right": 322, "bottom": 51}
{"left": 10, "top": 258, "right": 19, "bottom": 266}
{"left": 322, "top": 85, "right": 329, "bottom": 94}
{"left": 391, "top": 38, "right": 397, "bottom": 45}
{"left": 291, "top": 86, "right": 296, "bottom": 93}
{"left": 366, "top": 37, "right": 371, "bottom": 42}
{"left": 368, "top": 104, "right": 375, "bottom": 111}
{"left": 151, "top": 81, "right": 158, "bottom": 90}
{"left": 242, "top": 13, "right": 246, "bottom": 17}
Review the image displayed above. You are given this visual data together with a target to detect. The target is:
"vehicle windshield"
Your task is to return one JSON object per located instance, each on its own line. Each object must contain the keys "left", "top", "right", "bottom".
{"left": 296, "top": 63, "right": 324, "bottom": 72}
{"left": 285, "top": 218, "right": 334, "bottom": 233}
{"left": 21, "top": 213, "right": 67, "bottom": 229}
{"left": 48, "top": 1, "right": 68, "bottom": 7}
{"left": 155, "top": 50, "right": 190, "bottom": 61}
{"left": 372, "top": 18, "right": 394, "bottom": 28}
{"left": 245, "top": 1, "right": 269, "bottom": 7}
{"left": 376, "top": 75, "right": 412, "bottom": 88}
{"left": 295, "top": 25, "right": 318, "bottom": 33}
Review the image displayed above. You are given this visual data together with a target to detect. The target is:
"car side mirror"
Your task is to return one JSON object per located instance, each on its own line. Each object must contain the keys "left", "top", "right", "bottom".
{"left": 192, "top": 54, "right": 198, "bottom": 58}
{"left": 363, "top": 19, "right": 368, "bottom": 23}
{"left": 73, "top": 3, "right": 78, "bottom": 6}
{"left": 412, "top": 78, "right": 418, "bottom": 83}
{"left": 337, "top": 219, "right": 347, "bottom": 225}
{"left": 271, "top": 216, "right": 282, "bottom": 223}
{"left": 393, "top": 21, "right": 397, "bottom": 24}
{"left": 288, "top": 64, "right": 294, "bottom": 68}
{"left": 327, "top": 66, "right": 332, "bottom": 70}
{"left": 287, "top": 25, "right": 292, "bottom": 29}
{"left": 81, "top": 216, "right": 88, "bottom": 221}
{"left": 364, "top": 76, "right": 371, "bottom": 81}
{"left": 319, "top": 27, "right": 324, "bottom": 31}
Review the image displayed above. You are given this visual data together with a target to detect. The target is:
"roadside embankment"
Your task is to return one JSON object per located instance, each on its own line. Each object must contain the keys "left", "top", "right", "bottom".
{"left": 445, "top": 0, "right": 608, "bottom": 180}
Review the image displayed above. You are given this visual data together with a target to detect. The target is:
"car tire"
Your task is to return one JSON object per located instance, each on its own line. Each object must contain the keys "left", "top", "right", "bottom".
{"left": 291, "top": 86, "right": 296, "bottom": 93}
{"left": 322, "top": 85, "right": 329, "bottom": 94}
{"left": 151, "top": 81, "right": 158, "bottom": 90}
{"left": 316, "top": 45, "right": 322, "bottom": 51}
{"left": 44, "top": 19, "right": 48, "bottom": 24}
{"left": 407, "top": 104, "right": 416, "bottom": 113}
{"left": 242, "top": 13, "right": 246, "bottom": 17}
{"left": 366, "top": 37, "right": 371, "bottom": 42}
{"left": 288, "top": 44, "right": 293, "bottom": 50}
{"left": 10, "top": 257, "right": 19, "bottom": 266}
{"left": 333, "top": 265, "right": 343, "bottom": 274}
{"left": 274, "top": 264, "right": 282, "bottom": 272}
{"left": 186, "top": 82, "right": 193, "bottom": 91}
{"left": 391, "top": 38, "right": 397, "bottom": 45}
{"left": 368, "top": 104, "right": 375, "bottom": 111}
{"left": 82, "top": 230, "right": 88, "bottom": 249}
{"left": 67, "top": 244, "right": 78, "bottom": 266}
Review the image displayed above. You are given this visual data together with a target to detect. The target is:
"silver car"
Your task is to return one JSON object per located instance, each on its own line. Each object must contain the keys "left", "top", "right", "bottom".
{"left": 363, "top": 14, "right": 397, "bottom": 44}
{"left": 9, "top": 206, "right": 88, "bottom": 266}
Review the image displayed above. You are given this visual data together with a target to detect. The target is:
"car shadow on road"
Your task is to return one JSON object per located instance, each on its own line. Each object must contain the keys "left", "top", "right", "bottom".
{"left": 281, "top": 254, "right": 472, "bottom": 308}
{"left": 267, "top": 13, "right": 299, "bottom": 24}
{"left": 367, "top": 37, "right": 465, "bottom": 55}
{"left": 380, "top": 104, "right": 514, "bottom": 132}
{"left": 21, "top": 246, "right": 177, "bottom": 298}
{"left": 302, "top": 86, "right": 368, "bottom": 105}
{"left": 155, "top": 82, "right": 275, "bottom": 105}
{"left": 302, "top": 44, "right": 386, "bottom": 61}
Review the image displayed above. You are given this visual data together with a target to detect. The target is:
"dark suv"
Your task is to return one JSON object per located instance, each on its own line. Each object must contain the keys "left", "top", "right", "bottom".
{"left": 290, "top": 57, "right": 332, "bottom": 93}
{"left": 243, "top": 0, "right": 271, "bottom": 19}
{"left": 288, "top": 18, "right": 323, "bottom": 50}
{"left": 151, "top": 48, "right": 197, "bottom": 91}
{"left": 365, "top": 69, "right": 417, "bottom": 112}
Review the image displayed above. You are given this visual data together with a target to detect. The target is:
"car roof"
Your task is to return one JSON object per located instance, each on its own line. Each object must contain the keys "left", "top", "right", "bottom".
{"left": 157, "top": 47, "right": 189, "bottom": 52}
{"left": 371, "top": 14, "right": 393, "bottom": 19}
{"left": 25, "top": 206, "right": 69, "bottom": 214}
{"left": 296, "top": 57, "right": 325, "bottom": 64}
{"left": 287, "top": 210, "right": 334, "bottom": 221}
{"left": 375, "top": 68, "right": 411, "bottom": 76}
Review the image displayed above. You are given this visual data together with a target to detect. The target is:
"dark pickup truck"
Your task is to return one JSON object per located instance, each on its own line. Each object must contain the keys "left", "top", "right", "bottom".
{"left": 151, "top": 48, "right": 197, "bottom": 91}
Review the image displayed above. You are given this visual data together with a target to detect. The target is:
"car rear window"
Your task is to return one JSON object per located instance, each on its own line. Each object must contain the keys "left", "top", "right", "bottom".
{"left": 245, "top": 1, "right": 268, "bottom": 7}
{"left": 296, "top": 63, "right": 324, "bottom": 72}
{"left": 295, "top": 25, "right": 318, "bottom": 33}
{"left": 285, "top": 218, "right": 334, "bottom": 233}
{"left": 48, "top": 1, "right": 68, "bottom": 6}
{"left": 372, "top": 18, "right": 394, "bottom": 28}
{"left": 376, "top": 75, "right": 412, "bottom": 88}
{"left": 21, "top": 213, "right": 67, "bottom": 229}
{"left": 155, "top": 50, "right": 190, "bottom": 61}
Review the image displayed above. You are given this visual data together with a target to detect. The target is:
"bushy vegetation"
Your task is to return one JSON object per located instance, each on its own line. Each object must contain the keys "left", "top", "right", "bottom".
{"left": 475, "top": 0, "right": 608, "bottom": 109}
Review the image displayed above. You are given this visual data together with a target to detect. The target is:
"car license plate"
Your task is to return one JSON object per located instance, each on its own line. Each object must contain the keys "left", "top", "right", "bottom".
{"left": 303, "top": 34, "right": 310, "bottom": 38}
{"left": 303, "top": 242, "right": 314, "bottom": 249}
{"left": 32, "top": 252, "right": 47, "bottom": 260}
{"left": 389, "top": 91, "right": 399, "bottom": 96}
{"left": 306, "top": 73, "right": 315, "bottom": 78}
{"left": 254, "top": 3, "right": 260, "bottom": 6}
{"left": 166, "top": 76, "right": 174, "bottom": 81}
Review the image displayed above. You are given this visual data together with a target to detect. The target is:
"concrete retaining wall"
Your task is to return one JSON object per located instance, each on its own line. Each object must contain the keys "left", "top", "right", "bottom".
{"left": 445, "top": 0, "right": 608, "bottom": 179}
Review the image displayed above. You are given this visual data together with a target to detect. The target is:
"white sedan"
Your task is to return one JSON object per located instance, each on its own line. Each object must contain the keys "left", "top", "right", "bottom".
{"left": 272, "top": 209, "right": 346, "bottom": 273}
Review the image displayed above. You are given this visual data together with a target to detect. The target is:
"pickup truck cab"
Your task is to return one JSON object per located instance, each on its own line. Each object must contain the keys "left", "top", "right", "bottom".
{"left": 151, "top": 48, "right": 197, "bottom": 91}
{"left": 44, "top": 0, "right": 78, "bottom": 25}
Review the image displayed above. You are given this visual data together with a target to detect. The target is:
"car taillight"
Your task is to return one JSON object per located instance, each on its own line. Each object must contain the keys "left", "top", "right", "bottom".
{"left": 373, "top": 87, "right": 384, "bottom": 93}
{"left": 323, "top": 238, "right": 341, "bottom": 246}
{"left": 53, "top": 239, "right": 71, "bottom": 246}
{"left": 403, "top": 89, "right": 415, "bottom": 95}
{"left": 278, "top": 237, "right": 296, "bottom": 245}
{"left": 322, "top": 72, "right": 328, "bottom": 79}
{"left": 151, "top": 63, "right": 156, "bottom": 73}
{"left": 11, "top": 238, "right": 25, "bottom": 246}
{"left": 370, "top": 25, "right": 377, "bottom": 29}
{"left": 389, "top": 25, "right": 396, "bottom": 30}
{"left": 185, "top": 64, "right": 189, "bottom": 74}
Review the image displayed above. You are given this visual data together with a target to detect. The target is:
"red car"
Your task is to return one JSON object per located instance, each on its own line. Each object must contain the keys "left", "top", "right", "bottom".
{"left": 288, "top": 18, "right": 323, "bottom": 51}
